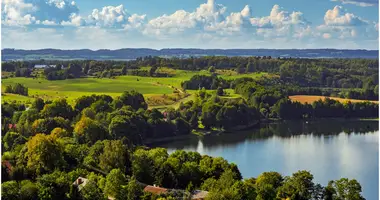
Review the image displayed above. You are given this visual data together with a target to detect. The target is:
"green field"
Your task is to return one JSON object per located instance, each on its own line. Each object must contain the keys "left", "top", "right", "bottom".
{"left": 1, "top": 69, "right": 269, "bottom": 107}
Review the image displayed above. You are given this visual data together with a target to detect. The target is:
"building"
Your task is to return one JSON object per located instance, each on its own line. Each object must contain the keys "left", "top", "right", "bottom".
{"left": 34, "top": 64, "right": 56, "bottom": 69}
{"left": 72, "top": 177, "right": 89, "bottom": 191}
{"left": 143, "top": 184, "right": 169, "bottom": 195}
{"left": 191, "top": 190, "right": 209, "bottom": 200}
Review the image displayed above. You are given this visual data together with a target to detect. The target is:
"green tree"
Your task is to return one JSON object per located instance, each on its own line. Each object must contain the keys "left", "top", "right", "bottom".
{"left": 81, "top": 107, "right": 96, "bottom": 119}
{"left": 74, "top": 96, "right": 95, "bottom": 112}
{"left": 104, "top": 169, "right": 127, "bottom": 198}
{"left": 74, "top": 117, "right": 108, "bottom": 144}
{"left": 255, "top": 172, "right": 283, "bottom": 200}
{"left": 216, "top": 87, "right": 224, "bottom": 96}
{"left": 1, "top": 181, "right": 20, "bottom": 200}
{"left": 41, "top": 98, "right": 74, "bottom": 119}
{"left": 31, "top": 117, "right": 71, "bottom": 135}
{"left": 277, "top": 170, "right": 315, "bottom": 200}
{"left": 99, "top": 140, "right": 130, "bottom": 173}
{"left": 203, "top": 170, "right": 242, "bottom": 200}
{"left": 20, "top": 180, "right": 38, "bottom": 200}
{"left": 80, "top": 179, "right": 105, "bottom": 200}
{"left": 126, "top": 176, "right": 143, "bottom": 200}
{"left": 31, "top": 98, "right": 45, "bottom": 111}
{"left": 325, "top": 178, "right": 364, "bottom": 200}
{"left": 91, "top": 99, "right": 111, "bottom": 113}
{"left": 175, "top": 117, "right": 191, "bottom": 135}
{"left": 36, "top": 170, "right": 70, "bottom": 200}
{"left": 3, "top": 131, "right": 26, "bottom": 150}
{"left": 26, "top": 134, "right": 65, "bottom": 175}
{"left": 120, "top": 91, "right": 147, "bottom": 110}
{"left": 50, "top": 128, "right": 71, "bottom": 138}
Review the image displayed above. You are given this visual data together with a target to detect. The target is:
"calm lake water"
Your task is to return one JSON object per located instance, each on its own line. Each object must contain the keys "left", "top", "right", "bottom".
{"left": 154, "top": 120, "right": 379, "bottom": 200}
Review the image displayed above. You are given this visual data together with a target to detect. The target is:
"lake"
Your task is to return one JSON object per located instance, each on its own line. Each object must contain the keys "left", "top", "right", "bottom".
{"left": 153, "top": 120, "right": 379, "bottom": 199}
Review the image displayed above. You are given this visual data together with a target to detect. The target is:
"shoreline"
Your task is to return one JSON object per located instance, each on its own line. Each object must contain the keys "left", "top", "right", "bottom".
{"left": 143, "top": 118, "right": 378, "bottom": 145}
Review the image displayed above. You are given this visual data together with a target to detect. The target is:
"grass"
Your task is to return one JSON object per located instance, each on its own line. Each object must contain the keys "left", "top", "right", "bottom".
{"left": 289, "top": 95, "right": 379, "bottom": 104}
{"left": 1, "top": 69, "right": 269, "bottom": 107}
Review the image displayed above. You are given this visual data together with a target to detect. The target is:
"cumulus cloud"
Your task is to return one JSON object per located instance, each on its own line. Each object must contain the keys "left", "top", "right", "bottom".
{"left": 60, "top": 4, "right": 147, "bottom": 29}
{"left": 324, "top": 6, "right": 368, "bottom": 26}
{"left": 143, "top": 0, "right": 227, "bottom": 36}
{"left": 1, "top": 0, "right": 36, "bottom": 26}
{"left": 316, "top": 5, "right": 377, "bottom": 41}
{"left": 249, "top": 5, "right": 312, "bottom": 40}
{"left": 331, "top": 0, "right": 378, "bottom": 7}
{"left": 61, "top": 13, "right": 84, "bottom": 26}
{"left": 1, "top": 0, "right": 78, "bottom": 26}
{"left": 250, "top": 5, "right": 310, "bottom": 30}
{"left": 87, "top": 5, "right": 127, "bottom": 28}
{"left": 1, "top": 0, "right": 378, "bottom": 49}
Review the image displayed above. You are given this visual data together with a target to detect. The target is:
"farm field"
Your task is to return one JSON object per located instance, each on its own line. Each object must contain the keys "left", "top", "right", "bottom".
{"left": 289, "top": 95, "right": 379, "bottom": 104}
{"left": 1, "top": 69, "right": 263, "bottom": 106}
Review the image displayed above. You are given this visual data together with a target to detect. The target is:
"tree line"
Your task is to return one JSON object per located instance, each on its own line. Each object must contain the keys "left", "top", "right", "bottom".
{"left": 4, "top": 83, "right": 28, "bottom": 96}
{"left": 1, "top": 89, "right": 370, "bottom": 199}
{"left": 233, "top": 78, "right": 378, "bottom": 120}
{"left": 2, "top": 56, "right": 378, "bottom": 91}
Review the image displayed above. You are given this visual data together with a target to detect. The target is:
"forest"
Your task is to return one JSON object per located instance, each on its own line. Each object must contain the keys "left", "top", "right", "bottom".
{"left": 1, "top": 89, "right": 368, "bottom": 200}
{"left": 1, "top": 55, "right": 377, "bottom": 199}
{"left": 2, "top": 56, "right": 378, "bottom": 89}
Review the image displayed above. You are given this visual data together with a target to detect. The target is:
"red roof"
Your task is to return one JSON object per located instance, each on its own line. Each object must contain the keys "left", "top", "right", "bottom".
{"left": 2, "top": 161, "right": 12, "bottom": 173}
{"left": 143, "top": 185, "right": 168, "bottom": 195}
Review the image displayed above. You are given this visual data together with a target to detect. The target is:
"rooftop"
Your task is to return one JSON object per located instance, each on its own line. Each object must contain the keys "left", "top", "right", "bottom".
{"left": 143, "top": 185, "right": 168, "bottom": 195}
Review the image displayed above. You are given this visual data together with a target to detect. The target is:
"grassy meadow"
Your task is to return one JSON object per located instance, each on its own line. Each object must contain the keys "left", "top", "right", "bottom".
{"left": 1, "top": 68, "right": 268, "bottom": 107}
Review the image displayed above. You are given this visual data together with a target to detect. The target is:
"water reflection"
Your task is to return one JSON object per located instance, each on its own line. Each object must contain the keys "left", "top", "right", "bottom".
{"left": 154, "top": 120, "right": 379, "bottom": 200}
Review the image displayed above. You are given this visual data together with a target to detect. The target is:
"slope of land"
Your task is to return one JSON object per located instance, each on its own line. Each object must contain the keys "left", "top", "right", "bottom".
{"left": 1, "top": 70, "right": 265, "bottom": 106}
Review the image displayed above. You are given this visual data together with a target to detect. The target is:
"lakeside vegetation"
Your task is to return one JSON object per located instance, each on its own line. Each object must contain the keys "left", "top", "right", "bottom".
{"left": 1, "top": 56, "right": 378, "bottom": 199}
{"left": 1, "top": 90, "right": 370, "bottom": 200}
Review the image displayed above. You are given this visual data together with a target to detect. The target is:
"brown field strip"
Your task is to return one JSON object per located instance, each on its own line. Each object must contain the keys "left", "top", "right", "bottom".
{"left": 289, "top": 95, "right": 379, "bottom": 104}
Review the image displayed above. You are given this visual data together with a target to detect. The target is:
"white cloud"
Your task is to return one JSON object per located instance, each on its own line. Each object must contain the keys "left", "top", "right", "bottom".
{"left": 331, "top": 0, "right": 377, "bottom": 7}
{"left": 1, "top": 0, "right": 78, "bottom": 26}
{"left": 1, "top": 0, "right": 378, "bottom": 49}
{"left": 316, "top": 5, "right": 377, "bottom": 41}
{"left": 61, "top": 13, "right": 84, "bottom": 26}
{"left": 144, "top": 0, "right": 227, "bottom": 36}
{"left": 1, "top": 0, "right": 36, "bottom": 26}
{"left": 87, "top": 5, "right": 128, "bottom": 28}
{"left": 125, "top": 14, "right": 147, "bottom": 29}
{"left": 41, "top": 20, "right": 57, "bottom": 25}
{"left": 323, "top": 33, "right": 332, "bottom": 39}
{"left": 324, "top": 6, "right": 368, "bottom": 26}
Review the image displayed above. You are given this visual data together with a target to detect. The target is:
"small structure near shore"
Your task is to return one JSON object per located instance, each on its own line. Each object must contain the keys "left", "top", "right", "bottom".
{"left": 72, "top": 177, "right": 89, "bottom": 191}
{"left": 191, "top": 190, "right": 209, "bottom": 200}
{"left": 143, "top": 184, "right": 169, "bottom": 195}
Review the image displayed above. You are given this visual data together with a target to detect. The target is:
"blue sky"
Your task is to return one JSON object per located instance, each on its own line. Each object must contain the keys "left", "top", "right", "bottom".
{"left": 1, "top": 0, "right": 379, "bottom": 49}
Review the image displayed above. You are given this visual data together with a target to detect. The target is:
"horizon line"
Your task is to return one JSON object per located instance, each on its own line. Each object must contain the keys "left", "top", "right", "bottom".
{"left": 2, "top": 48, "right": 379, "bottom": 51}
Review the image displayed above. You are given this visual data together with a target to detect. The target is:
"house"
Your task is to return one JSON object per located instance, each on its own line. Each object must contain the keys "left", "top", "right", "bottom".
{"left": 143, "top": 184, "right": 168, "bottom": 195}
{"left": 191, "top": 190, "right": 209, "bottom": 200}
{"left": 34, "top": 64, "right": 56, "bottom": 69}
{"left": 72, "top": 177, "right": 89, "bottom": 191}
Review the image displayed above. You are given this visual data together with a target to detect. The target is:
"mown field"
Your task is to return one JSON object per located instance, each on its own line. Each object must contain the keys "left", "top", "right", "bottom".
{"left": 1, "top": 69, "right": 267, "bottom": 107}
{"left": 289, "top": 95, "right": 379, "bottom": 104}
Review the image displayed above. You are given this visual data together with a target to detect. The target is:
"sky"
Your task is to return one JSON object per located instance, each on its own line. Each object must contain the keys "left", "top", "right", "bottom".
{"left": 1, "top": 0, "right": 379, "bottom": 50}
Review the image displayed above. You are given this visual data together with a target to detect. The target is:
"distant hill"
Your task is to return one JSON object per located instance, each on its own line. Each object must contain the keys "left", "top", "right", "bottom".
{"left": 1, "top": 48, "right": 378, "bottom": 61}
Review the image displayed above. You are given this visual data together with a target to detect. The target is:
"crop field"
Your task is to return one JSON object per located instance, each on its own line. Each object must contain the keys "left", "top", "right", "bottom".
{"left": 1, "top": 69, "right": 264, "bottom": 106}
{"left": 289, "top": 95, "right": 379, "bottom": 104}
